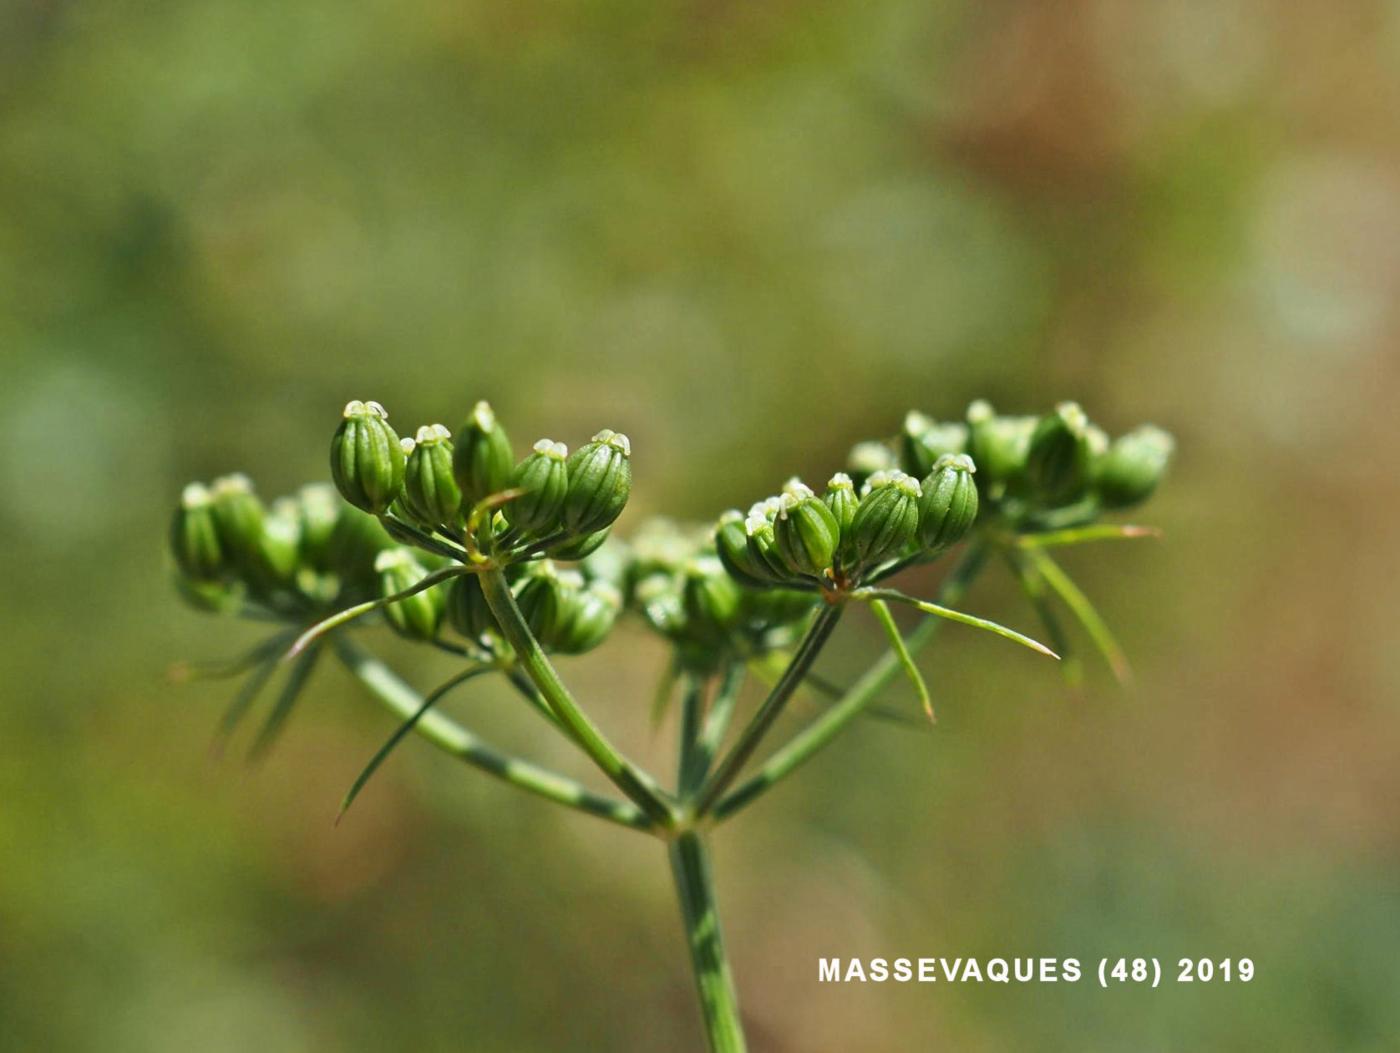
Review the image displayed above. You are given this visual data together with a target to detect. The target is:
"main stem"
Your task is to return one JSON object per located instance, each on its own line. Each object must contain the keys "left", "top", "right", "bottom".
{"left": 669, "top": 831, "right": 747, "bottom": 1053}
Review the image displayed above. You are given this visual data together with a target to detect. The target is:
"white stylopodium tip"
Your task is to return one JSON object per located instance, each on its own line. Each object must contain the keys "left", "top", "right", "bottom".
{"left": 933, "top": 453, "right": 975, "bottom": 474}
{"left": 470, "top": 401, "right": 496, "bottom": 430}
{"left": 344, "top": 399, "right": 388, "bottom": 420}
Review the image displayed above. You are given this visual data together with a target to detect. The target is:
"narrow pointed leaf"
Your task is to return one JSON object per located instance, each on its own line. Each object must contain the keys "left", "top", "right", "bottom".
{"left": 1004, "top": 551, "right": 1083, "bottom": 690}
{"left": 338, "top": 663, "right": 494, "bottom": 821}
{"left": 856, "top": 587, "right": 1059, "bottom": 659}
{"left": 173, "top": 630, "right": 296, "bottom": 684}
{"left": 1018, "top": 524, "right": 1160, "bottom": 549}
{"left": 867, "top": 598, "right": 935, "bottom": 722}
{"left": 212, "top": 654, "right": 281, "bottom": 753}
{"left": 1022, "top": 547, "right": 1132, "bottom": 685}
{"left": 248, "top": 647, "right": 322, "bottom": 761}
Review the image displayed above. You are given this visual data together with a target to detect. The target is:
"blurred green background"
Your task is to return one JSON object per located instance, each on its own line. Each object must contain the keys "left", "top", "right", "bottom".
{"left": 3, "top": 1, "right": 1399, "bottom": 1050}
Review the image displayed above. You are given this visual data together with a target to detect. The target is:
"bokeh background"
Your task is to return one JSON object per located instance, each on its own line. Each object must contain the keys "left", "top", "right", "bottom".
{"left": 3, "top": 1, "right": 1399, "bottom": 1050}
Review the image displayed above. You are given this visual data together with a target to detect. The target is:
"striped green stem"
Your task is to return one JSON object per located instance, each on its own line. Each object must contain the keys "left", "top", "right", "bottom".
{"left": 677, "top": 674, "right": 707, "bottom": 798}
{"left": 333, "top": 636, "right": 651, "bottom": 831}
{"left": 669, "top": 831, "right": 746, "bottom": 1053}
{"left": 478, "top": 566, "right": 679, "bottom": 829}
{"left": 713, "top": 543, "right": 987, "bottom": 820}
{"left": 692, "top": 660, "right": 744, "bottom": 792}
{"left": 694, "top": 605, "right": 843, "bottom": 817}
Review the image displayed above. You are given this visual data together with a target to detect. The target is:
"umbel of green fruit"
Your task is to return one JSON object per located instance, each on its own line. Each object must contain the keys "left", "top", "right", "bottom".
{"left": 918, "top": 454, "right": 978, "bottom": 551}
{"left": 331, "top": 400, "right": 405, "bottom": 515}
{"left": 452, "top": 400, "right": 514, "bottom": 507}
{"left": 401, "top": 424, "right": 463, "bottom": 529}
{"left": 847, "top": 469, "right": 921, "bottom": 569}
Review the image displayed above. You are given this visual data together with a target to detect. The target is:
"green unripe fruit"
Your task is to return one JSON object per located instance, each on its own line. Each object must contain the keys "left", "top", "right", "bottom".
{"left": 781, "top": 477, "right": 815, "bottom": 501}
{"left": 1086, "top": 423, "right": 1110, "bottom": 460}
{"left": 683, "top": 556, "right": 742, "bottom": 638}
{"left": 204, "top": 476, "right": 267, "bottom": 585}
{"left": 452, "top": 400, "right": 514, "bottom": 507}
{"left": 327, "top": 505, "right": 395, "bottom": 590}
{"left": 375, "top": 549, "right": 445, "bottom": 641}
{"left": 744, "top": 586, "right": 817, "bottom": 627}
{"left": 847, "top": 470, "right": 922, "bottom": 570}
{"left": 296, "top": 483, "right": 341, "bottom": 572}
{"left": 823, "top": 473, "right": 859, "bottom": 541}
{"left": 252, "top": 497, "right": 303, "bottom": 589}
{"left": 563, "top": 429, "right": 632, "bottom": 535}
{"left": 331, "top": 400, "right": 405, "bottom": 514}
{"left": 514, "top": 563, "right": 564, "bottom": 641}
{"left": 170, "top": 483, "right": 226, "bottom": 582}
{"left": 634, "top": 573, "right": 686, "bottom": 638}
{"left": 446, "top": 572, "right": 497, "bottom": 639}
{"left": 626, "top": 517, "right": 701, "bottom": 582}
{"left": 580, "top": 539, "right": 631, "bottom": 593}
{"left": 744, "top": 505, "right": 793, "bottom": 584}
{"left": 551, "top": 582, "right": 621, "bottom": 655}
{"left": 209, "top": 473, "right": 267, "bottom": 574}
{"left": 1095, "top": 424, "right": 1174, "bottom": 508}
{"left": 1025, "top": 401, "right": 1093, "bottom": 506}
{"left": 918, "top": 454, "right": 979, "bottom": 551}
{"left": 846, "top": 440, "right": 898, "bottom": 488}
{"left": 773, "top": 493, "right": 840, "bottom": 578}
{"left": 900, "top": 411, "right": 969, "bottom": 478}
{"left": 400, "top": 424, "right": 463, "bottom": 529}
{"left": 505, "top": 439, "right": 570, "bottom": 539}
{"left": 966, "top": 400, "right": 1034, "bottom": 489}
{"left": 549, "top": 527, "right": 611, "bottom": 562}
{"left": 715, "top": 510, "right": 772, "bottom": 587}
